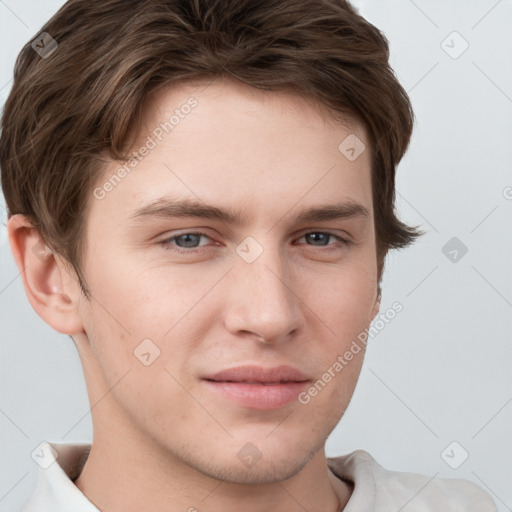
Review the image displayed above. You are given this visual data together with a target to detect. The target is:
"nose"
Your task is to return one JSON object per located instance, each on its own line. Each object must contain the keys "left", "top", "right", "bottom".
{"left": 223, "top": 241, "right": 304, "bottom": 344}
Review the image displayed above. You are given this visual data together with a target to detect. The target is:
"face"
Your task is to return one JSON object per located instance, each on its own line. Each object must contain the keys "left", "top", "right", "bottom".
{"left": 75, "top": 77, "right": 379, "bottom": 484}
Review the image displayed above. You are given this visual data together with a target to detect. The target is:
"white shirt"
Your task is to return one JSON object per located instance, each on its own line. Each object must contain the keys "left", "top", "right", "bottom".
{"left": 21, "top": 441, "right": 497, "bottom": 511}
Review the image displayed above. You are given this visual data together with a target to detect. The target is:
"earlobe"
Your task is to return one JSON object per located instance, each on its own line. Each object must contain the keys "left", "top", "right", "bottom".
{"left": 7, "top": 214, "right": 85, "bottom": 335}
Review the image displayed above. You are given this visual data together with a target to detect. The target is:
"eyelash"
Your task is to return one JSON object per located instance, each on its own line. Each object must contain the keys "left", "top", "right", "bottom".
{"left": 158, "top": 231, "right": 350, "bottom": 254}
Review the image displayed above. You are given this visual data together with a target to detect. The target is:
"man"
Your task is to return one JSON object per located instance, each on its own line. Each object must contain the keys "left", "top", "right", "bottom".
{"left": 1, "top": 0, "right": 497, "bottom": 510}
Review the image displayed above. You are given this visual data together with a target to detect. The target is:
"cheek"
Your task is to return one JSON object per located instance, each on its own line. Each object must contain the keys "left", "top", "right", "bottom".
{"left": 308, "top": 259, "right": 377, "bottom": 337}
{"left": 78, "top": 253, "right": 151, "bottom": 381}
{"left": 332, "top": 285, "right": 376, "bottom": 340}
{"left": 295, "top": 252, "right": 377, "bottom": 392}
{"left": 80, "top": 291, "right": 191, "bottom": 425}
{"left": 80, "top": 253, "right": 213, "bottom": 388}
{"left": 89, "top": 246, "right": 218, "bottom": 334}
{"left": 84, "top": 253, "right": 166, "bottom": 339}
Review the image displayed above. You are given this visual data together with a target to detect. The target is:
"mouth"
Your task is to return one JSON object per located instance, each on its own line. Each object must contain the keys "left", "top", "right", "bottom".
{"left": 201, "top": 365, "right": 310, "bottom": 410}
{"left": 204, "top": 364, "right": 310, "bottom": 383}
{"left": 212, "top": 380, "right": 296, "bottom": 385}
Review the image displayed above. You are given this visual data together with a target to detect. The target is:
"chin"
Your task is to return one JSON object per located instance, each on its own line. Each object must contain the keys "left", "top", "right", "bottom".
{"left": 180, "top": 434, "right": 326, "bottom": 485}
{"left": 197, "top": 455, "right": 312, "bottom": 485}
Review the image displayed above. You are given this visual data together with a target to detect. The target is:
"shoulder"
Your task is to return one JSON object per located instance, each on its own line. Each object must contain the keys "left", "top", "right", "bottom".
{"left": 327, "top": 450, "right": 497, "bottom": 511}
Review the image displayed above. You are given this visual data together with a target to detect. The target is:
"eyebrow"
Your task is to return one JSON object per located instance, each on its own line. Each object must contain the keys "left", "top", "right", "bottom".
{"left": 128, "top": 197, "right": 370, "bottom": 226}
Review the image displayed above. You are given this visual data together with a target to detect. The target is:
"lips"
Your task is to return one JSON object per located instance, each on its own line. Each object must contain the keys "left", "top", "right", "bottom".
{"left": 202, "top": 365, "right": 310, "bottom": 410}
{"left": 204, "top": 365, "right": 310, "bottom": 384}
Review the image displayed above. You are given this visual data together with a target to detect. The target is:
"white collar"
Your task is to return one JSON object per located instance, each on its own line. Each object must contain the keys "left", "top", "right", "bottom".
{"left": 22, "top": 442, "right": 99, "bottom": 512}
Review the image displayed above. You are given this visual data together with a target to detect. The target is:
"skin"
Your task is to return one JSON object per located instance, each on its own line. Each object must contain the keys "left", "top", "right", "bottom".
{"left": 8, "top": 77, "right": 380, "bottom": 512}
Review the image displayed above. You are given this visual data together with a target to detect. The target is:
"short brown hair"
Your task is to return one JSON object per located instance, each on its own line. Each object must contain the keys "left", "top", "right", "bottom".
{"left": 0, "top": 0, "right": 422, "bottom": 300}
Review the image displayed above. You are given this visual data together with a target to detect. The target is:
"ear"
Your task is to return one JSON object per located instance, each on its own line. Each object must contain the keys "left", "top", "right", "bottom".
{"left": 7, "top": 214, "right": 85, "bottom": 335}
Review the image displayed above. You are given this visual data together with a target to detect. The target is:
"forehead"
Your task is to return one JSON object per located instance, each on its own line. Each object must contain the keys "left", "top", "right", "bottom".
{"left": 91, "top": 77, "right": 373, "bottom": 227}
{"left": 139, "top": 77, "right": 365, "bottom": 152}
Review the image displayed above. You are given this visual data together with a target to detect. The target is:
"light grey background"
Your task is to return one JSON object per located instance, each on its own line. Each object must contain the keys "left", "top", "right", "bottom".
{"left": 1, "top": 0, "right": 511, "bottom": 511}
